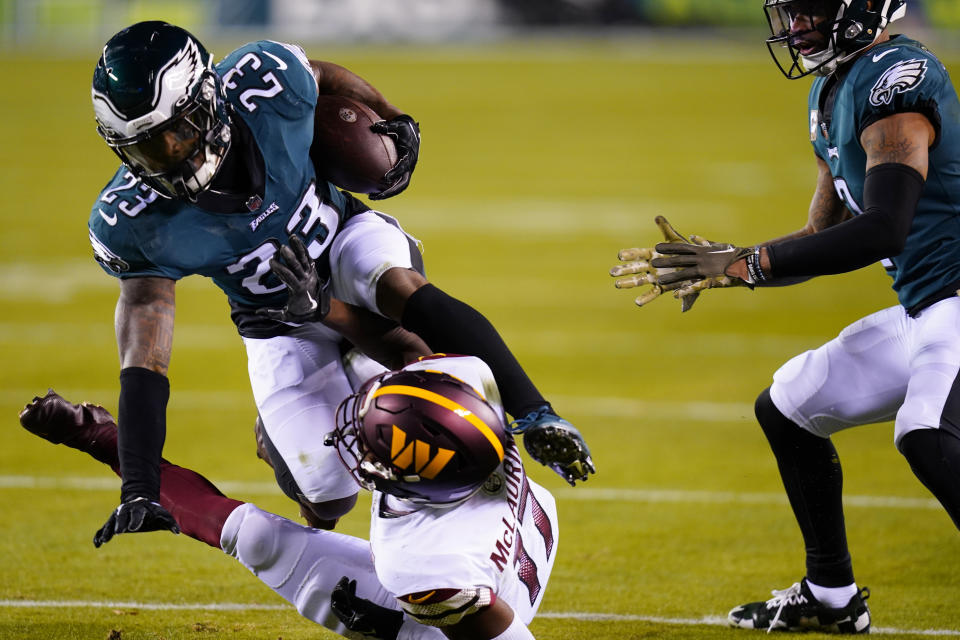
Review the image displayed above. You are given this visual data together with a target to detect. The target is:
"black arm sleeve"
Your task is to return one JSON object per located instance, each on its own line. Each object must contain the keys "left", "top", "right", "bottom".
{"left": 767, "top": 163, "right": 924, "bottom": 279}
{"left": 118, "top": 367, "right": 170, "bottom": 502}
{"left": 400, "top": 284, "right": 548, "bottom": 419}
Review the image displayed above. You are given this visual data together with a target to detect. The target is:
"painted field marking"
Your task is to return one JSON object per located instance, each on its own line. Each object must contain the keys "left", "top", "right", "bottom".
{"left": 2, "top": 387, "right": 758, "bottom": 421}
{"left": 0, "top": 600, "right": 955, "bottom": 636}
{"left": 0, "top": 475, "right": 940, "bottom": 510}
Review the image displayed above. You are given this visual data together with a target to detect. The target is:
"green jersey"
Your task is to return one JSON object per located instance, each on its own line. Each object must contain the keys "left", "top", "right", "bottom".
{"left": 808, "top": 36, "right": 960, "bottom": 310}
{"left": 88, "top": 40, "right": 367, "bottom": 323}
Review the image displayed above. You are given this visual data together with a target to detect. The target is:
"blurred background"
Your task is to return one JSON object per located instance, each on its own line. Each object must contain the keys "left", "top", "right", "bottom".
{"left": 1, "top": 0, "right": 959, "bottom": 48}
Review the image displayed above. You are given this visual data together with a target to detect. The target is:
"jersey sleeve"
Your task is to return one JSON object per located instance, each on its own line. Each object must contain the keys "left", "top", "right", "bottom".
{"left": 396, "top": 587, "right": 495, "bottom": 627}
{"left": 217, "top": 40, "right": 318, "bottom": 121}
{"left": 88, "top": 172, "right": 185, "bottom": 280}
{"left": 852, "top": 46, "right": 948, "bottom": 144}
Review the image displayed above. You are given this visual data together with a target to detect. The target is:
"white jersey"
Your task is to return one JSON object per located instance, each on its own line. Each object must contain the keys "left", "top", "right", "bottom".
{"left": 368, "top": 356, "right": 559, "bottom": 625}
{"left": 223, "top": 355, "right": 558, "bottom": 639}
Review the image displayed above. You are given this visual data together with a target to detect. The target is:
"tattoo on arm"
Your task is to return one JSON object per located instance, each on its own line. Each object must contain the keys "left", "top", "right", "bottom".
{"left": 861, "top": 112, "right": 933, "bottom": 177}
{"left": 865, "top": 128, "right": 915, "bottom": 165}
{"left": 115, "top": 277, "right": 175, "bottom": 374}
{"left": 763, "top": 156, "right": 849, "bottom": 245}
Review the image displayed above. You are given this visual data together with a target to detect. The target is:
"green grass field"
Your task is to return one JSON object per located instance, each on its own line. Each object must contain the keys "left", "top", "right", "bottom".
{"left": 1, "top": 30, "right": 959, "bottom": 640}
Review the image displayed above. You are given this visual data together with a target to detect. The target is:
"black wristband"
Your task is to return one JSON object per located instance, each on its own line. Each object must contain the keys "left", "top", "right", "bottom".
{"left": 118, "top": 367, "right": 170, "bottom": 502}
{"left": 744, "top": 248, "right": 767, "bottom": 285}
{"left": 401, "top": 284, "right": 548, "bottom": 418}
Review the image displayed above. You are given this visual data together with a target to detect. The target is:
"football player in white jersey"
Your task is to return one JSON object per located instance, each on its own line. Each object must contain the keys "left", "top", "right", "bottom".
{"left": 20, "top": 353, "right": 556, "bottom": 640}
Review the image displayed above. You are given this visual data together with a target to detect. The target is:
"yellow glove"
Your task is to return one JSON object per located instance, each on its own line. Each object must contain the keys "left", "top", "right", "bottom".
{"left": 609, "top": 216, "right": 739, "bottom": 312}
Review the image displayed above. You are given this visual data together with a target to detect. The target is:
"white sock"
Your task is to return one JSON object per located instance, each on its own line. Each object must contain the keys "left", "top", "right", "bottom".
{"left": 806, "top": 579, "right": 858, "bottom": 609}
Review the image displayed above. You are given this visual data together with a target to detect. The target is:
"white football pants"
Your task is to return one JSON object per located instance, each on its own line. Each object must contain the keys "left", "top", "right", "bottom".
{"left": 770, "top": 297, "right": 960, "bottom": 447}
{"left": 243, "top": 211, "right": 417, "bottom": 503}
{"left": 221, "top": 503, "right": 443, "bottom": 640}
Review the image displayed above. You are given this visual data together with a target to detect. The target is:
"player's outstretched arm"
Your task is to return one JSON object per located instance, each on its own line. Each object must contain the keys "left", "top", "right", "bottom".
{"left": 383, "top": 586, "right": 533, "bottom": 640}
{"left": 437, "top": 597, "right": 533, "bottom": 640}
{"left": 309, "top": 59, "right": 420, "bottom": 199}
{"left": 96, "top": 276, "right": 180, "bottom": 547}
{"left": 737, "top": 115, "right": 932, "bottom": 283}
{"left": 375, "top": 267, "right": 595, "bottom": 485}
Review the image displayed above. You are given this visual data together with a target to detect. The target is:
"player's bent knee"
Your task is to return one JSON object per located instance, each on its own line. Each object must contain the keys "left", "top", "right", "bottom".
{"left": 226, "top": 504, "right": 284, "bottom": 572}
{"left": 221, "top": 504, "right": 310, "bottom": 587}
{"left": 300, "top": 493, "right": 358, "bottom": 529}
{"left": 898, "top": 428, "right": 960, "bottom": 528}
{"left": 898, "top": 428, "right": 960, "bottom": 475}
{"left": 755, "top": 387, "right": 787, "bottom": 434}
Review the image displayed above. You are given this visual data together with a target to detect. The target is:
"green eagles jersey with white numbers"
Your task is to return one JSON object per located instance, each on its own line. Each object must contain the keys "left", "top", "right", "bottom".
{"left": 88, "top": 40, "right": 365, "bottom": 316}
{"left": 808, "top": 36, "right": 960, "bottom": 310}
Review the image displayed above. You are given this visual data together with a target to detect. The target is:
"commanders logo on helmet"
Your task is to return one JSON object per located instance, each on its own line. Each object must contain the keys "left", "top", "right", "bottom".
{"left": 328, "top": 368, "right": 509, "bottom": 507}
{"left": 91, "top": 21, "right": 232, "bottom": 199}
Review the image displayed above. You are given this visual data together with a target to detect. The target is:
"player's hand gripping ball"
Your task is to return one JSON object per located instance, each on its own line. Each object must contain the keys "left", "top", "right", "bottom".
{"left": 369, "top": 115, "right": 420, "bottom": 200}
{"left": 310, "top": 95, "right": 398, "bottom": 195}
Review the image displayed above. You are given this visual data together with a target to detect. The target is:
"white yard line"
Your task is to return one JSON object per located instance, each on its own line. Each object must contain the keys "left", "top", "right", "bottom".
{"left": 0, "top": 600, "right": 955, "bottom": 635}
{"left": 3, "top": 387, "right": 756, "bottom": 421}
{"left": 0, "top": 475, "right": 940, "bottom": 510}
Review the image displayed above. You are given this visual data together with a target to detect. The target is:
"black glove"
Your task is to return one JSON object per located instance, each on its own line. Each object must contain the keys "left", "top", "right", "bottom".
{"left": 256, "top": 235, "right": 330, "bottom": 323}
{"left": 369, "top": 115, "right": 420, "bottom": 200}
{"left": 330, "top": 577, "right": 404, "bottom": 640}
{"left": 93, "top": 497, "right": 180, "bottom": 548}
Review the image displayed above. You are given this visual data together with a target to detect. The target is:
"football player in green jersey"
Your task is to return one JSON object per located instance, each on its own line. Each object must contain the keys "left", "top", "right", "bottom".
{"left": 611, "top": 0, "right": 960, "bottom": 633}
{"left": 88, "top": 22, "right": 594, "bottom": 548}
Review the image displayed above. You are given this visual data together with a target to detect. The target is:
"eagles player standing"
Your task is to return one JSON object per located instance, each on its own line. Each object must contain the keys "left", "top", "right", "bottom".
{"left": 611, "top": 0, "right": 959, "bottom": 633}
{"left": 88, "top": 22, "right": 593, "bottom": 546}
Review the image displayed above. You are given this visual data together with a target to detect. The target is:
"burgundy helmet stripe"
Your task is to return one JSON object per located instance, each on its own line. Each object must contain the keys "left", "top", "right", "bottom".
{"left": 372, "top": 384, "right": 505, "bottom": 460}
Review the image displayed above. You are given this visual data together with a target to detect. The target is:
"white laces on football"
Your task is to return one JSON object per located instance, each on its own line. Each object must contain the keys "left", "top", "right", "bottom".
{"left": 765, "top": 582, "right": 806, "bottom": 633}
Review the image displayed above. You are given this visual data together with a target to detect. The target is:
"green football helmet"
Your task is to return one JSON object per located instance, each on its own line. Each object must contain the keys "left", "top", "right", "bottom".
{"left": 91, "top": 21, "right": 232, "bottom": 199}
{"left": 764, "top": 0, "right": 907, "bottom": 79}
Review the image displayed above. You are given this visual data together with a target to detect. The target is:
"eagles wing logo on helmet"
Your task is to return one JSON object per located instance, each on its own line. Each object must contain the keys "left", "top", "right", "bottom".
{"left": 869, "top": 58, "right": 928, "bottom": 107}
{"left": 93, "top": 38, "right": 207, "bottom": 140}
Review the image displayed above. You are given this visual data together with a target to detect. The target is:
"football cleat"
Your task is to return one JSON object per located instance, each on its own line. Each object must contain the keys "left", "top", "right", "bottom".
{"left": 19, "top": 389, "right": 117, "bottom": 445}
{"left": 728, "top": 579, "right": 871, "bottom": 634}
{"left": 509, "top": 406, "right": 596, "bottom": 486}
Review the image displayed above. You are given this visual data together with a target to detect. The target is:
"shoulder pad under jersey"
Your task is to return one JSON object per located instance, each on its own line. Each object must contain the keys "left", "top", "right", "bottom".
{"left": 217, "top": 40, "right": 318, "bottom": 120}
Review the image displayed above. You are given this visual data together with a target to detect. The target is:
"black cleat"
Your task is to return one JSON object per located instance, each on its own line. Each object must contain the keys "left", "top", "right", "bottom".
{"left": 728, "top": 579, "right": 871, "bottom": 634}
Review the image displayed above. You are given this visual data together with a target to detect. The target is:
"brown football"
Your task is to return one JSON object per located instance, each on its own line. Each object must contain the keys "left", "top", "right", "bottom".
{"left": 310, "top": 95, "right": 398, "bottom": 194}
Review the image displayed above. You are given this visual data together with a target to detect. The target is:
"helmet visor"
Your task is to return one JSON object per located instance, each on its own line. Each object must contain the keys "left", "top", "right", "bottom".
{"left": 117, "top": 111, "right": 203, "bottom": 177}
{"left": 101, "top": 72, "right": 230, "bottom": 200}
